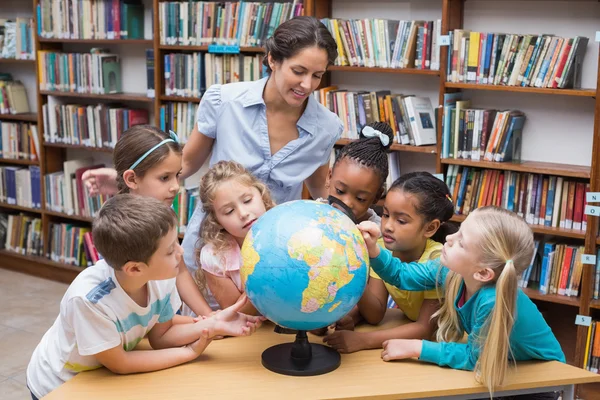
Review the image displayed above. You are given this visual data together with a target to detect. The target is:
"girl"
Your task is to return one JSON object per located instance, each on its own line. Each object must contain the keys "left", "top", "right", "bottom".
{"left": 195, "top": 160, "right": 276, "bottom": 315}
{"left": 112, "top": 125, "right": 213, "bottom": 319}
{"left": 324, "top": 172, "right": 455, "bottom": 353}
{"left": 358, "top": 206, "right": 565, "bottom": 398}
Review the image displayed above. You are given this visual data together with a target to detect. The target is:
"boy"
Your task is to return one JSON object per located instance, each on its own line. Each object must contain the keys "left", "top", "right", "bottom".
{"left": 27, "top": 194, "right": 263, "bottom": 399}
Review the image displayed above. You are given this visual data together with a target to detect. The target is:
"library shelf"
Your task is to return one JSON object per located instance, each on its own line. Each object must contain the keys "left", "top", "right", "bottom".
{"left": 335, "top": 139, "right": 437, "bottom": 154}
{"left": 0, "top": 58, "right": 35, "bottom": 64}
{"left": 521, "top": 287, "right": 581, "bottom": 307}
{"left": 44, "top": 210, "right": 94, "bottom": 224}
{"left": 39, "top": 90, "right": 154, "bottom": 102}
{"left": 0, "top": 249, "right": 82, "bottom": 283}
{"left": 43, "top": 142, "right": 114, "bottom": 153}
{"left": 445, "top": 82, "right": 596, "bottom": 97}
{"left": 0, "top": 113, "right": 38, "bottom": 122}
{"left": 0, "top": 158, "right": 39, "bottom": 166}
{"left": 0, "top": 202, "right": 42, "bottom": 213}
{"left": 441, "top": 158, "right": 591, "bottom": 179}
{"left": 328, "top": 65, "right": 441, "bottom": 76}
{"left": 158, "top": 45, "right": 266, "bottom": 53}
{"left": 160, "top": 95, "right": 201, "bottom": 103}
{"left": 450, "top": 214, "right": 586, "bottom": 239}
{"left": 590, "top": 299, "right": 600, "bottom": 310}
{"left": 38, "top": 38, "right": 153, "bottom": 45}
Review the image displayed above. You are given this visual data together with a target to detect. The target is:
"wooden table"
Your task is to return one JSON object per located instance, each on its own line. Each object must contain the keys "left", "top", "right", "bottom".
{"left": 44, "top": 310, "right": 600, "bottom": 399}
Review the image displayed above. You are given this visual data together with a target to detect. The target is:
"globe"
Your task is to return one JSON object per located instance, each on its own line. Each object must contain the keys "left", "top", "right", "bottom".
{"left": 240, "top": 199, "right": 370, "bottom": 331}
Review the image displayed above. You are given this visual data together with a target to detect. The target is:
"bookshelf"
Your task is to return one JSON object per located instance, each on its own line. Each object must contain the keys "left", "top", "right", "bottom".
{"left": 0, "top": 0, "right": 598, "bottom": 393}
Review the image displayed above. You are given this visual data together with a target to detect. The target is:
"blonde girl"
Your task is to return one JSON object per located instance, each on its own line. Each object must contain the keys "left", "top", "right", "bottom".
{"left": 359, "top": 206, "right": 565, "bottom": 398}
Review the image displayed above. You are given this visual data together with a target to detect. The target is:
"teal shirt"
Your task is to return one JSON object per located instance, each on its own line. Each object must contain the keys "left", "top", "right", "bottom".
{"left": 370, "top": 248, "right": 566, "bottom": 370}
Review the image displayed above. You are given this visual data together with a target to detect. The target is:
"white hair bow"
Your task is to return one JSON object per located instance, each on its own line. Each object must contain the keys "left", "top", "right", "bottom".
{"left": 362, "top": 125, "right": 390, "bottom": 147}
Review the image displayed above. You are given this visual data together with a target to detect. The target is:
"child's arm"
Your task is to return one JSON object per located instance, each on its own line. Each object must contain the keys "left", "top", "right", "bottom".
{"left": 148, "top": 295, "right": 264, "bottom": 348}
{"left": 357, "top": 276, "right": 389, "bottom": 325}
{"left": 95, "top": 330, "right": 211, "bottom": 375}
{"left": 205, "top": 271, "right": 258, "bottom": 315}
{"left": 382, "top": 300, "right": 494, "bottom": 371}
{"left": 324, "top": 299, "right": 439, "bottom": 353}
{"left": 176, "top": 261, "right": 214, "bottom": 317}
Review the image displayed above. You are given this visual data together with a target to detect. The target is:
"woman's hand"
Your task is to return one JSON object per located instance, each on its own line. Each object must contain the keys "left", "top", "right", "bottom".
{"left": 82, "top": 168, "right": 119, "bottom": 196}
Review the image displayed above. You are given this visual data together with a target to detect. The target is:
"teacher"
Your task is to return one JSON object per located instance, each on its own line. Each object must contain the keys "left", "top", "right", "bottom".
{"left": 180, "top": 16, "right": 343, "bottom": 311}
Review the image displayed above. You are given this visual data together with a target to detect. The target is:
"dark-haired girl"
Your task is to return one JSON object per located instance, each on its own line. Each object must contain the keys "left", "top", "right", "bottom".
{"left": 324, "top": 171, "right": 457, "bottom": 353}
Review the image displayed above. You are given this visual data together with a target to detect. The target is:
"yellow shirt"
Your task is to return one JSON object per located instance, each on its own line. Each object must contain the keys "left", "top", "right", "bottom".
{"left": 370, "top": 239, "right": 443, "bottom": 321}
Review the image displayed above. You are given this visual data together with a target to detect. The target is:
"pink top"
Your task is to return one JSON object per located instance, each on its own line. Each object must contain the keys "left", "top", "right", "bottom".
{"left": 199, "top": 238, "right": 243, "bottom": 292}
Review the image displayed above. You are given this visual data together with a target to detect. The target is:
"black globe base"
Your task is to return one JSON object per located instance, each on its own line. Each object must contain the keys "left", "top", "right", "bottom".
{"left": 261, "top": 330, "right": 341, "bottom": 376}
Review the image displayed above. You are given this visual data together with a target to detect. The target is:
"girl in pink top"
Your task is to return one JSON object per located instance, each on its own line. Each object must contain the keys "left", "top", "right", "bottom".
{"left": 195, "top": 161, "right": 276, "bottom": 315}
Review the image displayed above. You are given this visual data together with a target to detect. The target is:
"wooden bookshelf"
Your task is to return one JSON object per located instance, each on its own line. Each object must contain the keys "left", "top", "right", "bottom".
{"left": 522, "top": 287, "right": 581, "bottom": 308}
{"left": 335, "top": 138, "right": 437, "bottom": 154}
{"left": 441, "top": 158, "right": 591, "bottom": 179}
{"left": 39, "top": 90, "right": 153, "bottom": 102}
{"left": 445, "top": 82, "right": 597, "bottom": 97}
{"left": 0, "top": 58, "right": 35, "bottom": 64}
{"left": 0, "top": 112, "right": 38, "bottom": 122}
{"left": 0, "top": 249, "right": 81, "bottom": 283}
{"left": 160, "top": 95, "right": 202, "bottom": 103}
{"left": 0, "top": 202, "right": 42, "bottom": 213}
{"left": 328, "top": 65, "right": 441, "bottom": 76}
{"left": 0, "top": 158, "right": 39, "bottom": 166}
{"left": 38, "top": 38, "right": 153, "bottom": 45}
{"left": 44, "top": 210, "right": 95, "bottom": 224}
{"left": 43, "top": 142, "right": 114, "bottom": 153}
{"left": 158, "top": 45, "right": 266, "bottom": 53}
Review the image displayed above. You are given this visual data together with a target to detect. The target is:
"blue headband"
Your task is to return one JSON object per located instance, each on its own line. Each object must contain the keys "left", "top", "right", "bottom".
{"left": 128, "top": 130, "right": 180, "bottom": 170}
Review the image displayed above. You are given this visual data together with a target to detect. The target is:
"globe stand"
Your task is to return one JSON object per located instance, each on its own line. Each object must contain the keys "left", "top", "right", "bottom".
{"left": 261, "top": 330, "right": 341, "bottom": 376}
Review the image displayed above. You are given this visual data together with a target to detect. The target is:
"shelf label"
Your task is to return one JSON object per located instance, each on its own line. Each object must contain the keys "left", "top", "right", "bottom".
{"left": 582, "top": 254, "right": 597, "bottom": 265}
{"left": 586, "top": 192, "right": 600, "bottom": 203}
{"left": 596, "top": 31, "right": 600, "bottom": 42}
{"left": 584, "top": 205, "right": 600, "bottom": 216}
{"left": 575, "top": 315, "right": 592, "bottom": 327}
{"left": 208, "top": 44, "right": 240, "bottom": 54}
{"left": 439, "top": 35, "right": 450, "bottom": 46}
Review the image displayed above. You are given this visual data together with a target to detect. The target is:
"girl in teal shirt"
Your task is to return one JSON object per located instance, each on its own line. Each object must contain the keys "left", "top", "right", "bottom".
{"left": 358, "top": 206, "right": 565, "bottom": 398}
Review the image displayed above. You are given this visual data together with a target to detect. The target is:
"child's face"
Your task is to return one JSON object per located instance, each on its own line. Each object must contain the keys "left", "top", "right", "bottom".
{"left": 381, "top": 189, "right": 432, "bottom": 254}
{"left": 129, "top": 152, "right": 181, "bottom": 206}
{"left": 441, "top": 216, "right": 481, "bottom": 277}
{"left": 145, "top": 227, "right": 183, "bottom": 280}
{"left": 213, "top": 179, "right": 267, "bottom": 242}
{"left": 328, "top": 158, "right": 381, "bottom": 222}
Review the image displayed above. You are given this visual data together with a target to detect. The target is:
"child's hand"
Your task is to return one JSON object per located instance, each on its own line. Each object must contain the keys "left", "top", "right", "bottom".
{"left": 323, "top": 330, "right": 366, "bottom": 353}
{"left": 357, "top": 221, "right": 381, "bottom": 258}
{"left": 186, "top": 329, "right": 212, "bottom": 357}
{"left": 210, "top": 294, "right": 266, "bottom": 337}
{"left": 381, "top": 339, "right": 423, "bottom": 361}
{"left": 334, "top": 315, "right": 355, "bottom": 331}
{"left": 82, "top": 168, "right": 119, "bottom": 197}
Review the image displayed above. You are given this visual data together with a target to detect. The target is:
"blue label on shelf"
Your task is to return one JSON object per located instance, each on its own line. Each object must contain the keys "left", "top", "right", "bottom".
{"left": 208, "top": 44, "right": 241, "bottom": 54}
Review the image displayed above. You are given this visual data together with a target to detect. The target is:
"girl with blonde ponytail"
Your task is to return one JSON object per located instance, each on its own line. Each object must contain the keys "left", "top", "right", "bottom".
{"left": 358, "top": 206, "right": 565, "bottom": 399}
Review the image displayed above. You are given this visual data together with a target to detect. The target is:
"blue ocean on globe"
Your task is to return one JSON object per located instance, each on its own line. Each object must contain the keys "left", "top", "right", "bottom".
{"left": 240, "top": 200, "right": 369, "bottom": 331}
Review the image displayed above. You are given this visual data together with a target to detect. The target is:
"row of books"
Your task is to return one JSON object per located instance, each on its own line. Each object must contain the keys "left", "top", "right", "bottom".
{"left": 592, "top": 249, "right": 600, "bottom": 300}
{"left": 38, "top": 50, "right": 122, "bottom": 94}
{"left": 323, "top": 18, "right": 442, "bottom": 70}
{"left": 583, "top": 320, "right": 600, "bottom": 374}
{"left": 48, "top": 222, "right": 98, "bottom": 268}
{"left": 0, "top": 213, "right": 43, "bottom": 256}
{"left": 173, "top": 186, "right": 199, "bottom": 236}
{"left": 313, "top": 87, "right": 437, "bottom": 146}
{"left": 0, "top": 18, "right": 35, "bottom": 60}
{"left": 519, "top": 240, "right": 584, "bottom": 297}
{"left": 0, "top": 77, "right": 31, "bottom": 115}
{"left": 42, "top": 98, "right": 149, "bottom": 149}
{"left": 446, "top": 165, "right": 589, "bottom": 232}
{"left": 441, "top": 93, "right": 525, "bottom": 162}
{"left": 163, "top": 53, "right": 264, "bottom": 98}
{"left": 159, "top": 1, "right": 303, "bottom": 46}
{"left": 160, "top": 102, "right": 196, "bottom": 144}
{"left": 447, "top": 30, "right": 589, "bottom": 89}
{"left": 0, "top": 166, "right": 42, "bottom": 209}
{"left": 0, "top": 122, "right": 40, "bottom": 161}
{"left": 44, "top": 159, "right": 110, "bottom": 218}
{"left": 37, "top": 0, "right": 145, "bottom": 40}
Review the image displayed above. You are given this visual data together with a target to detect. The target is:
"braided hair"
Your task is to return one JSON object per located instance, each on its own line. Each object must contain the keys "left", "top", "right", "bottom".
{"left": 389, "top": 171, "right": 457, "bottom": 243}
{"left": 332, "top": 122, "right": 394, "bottom": 188}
